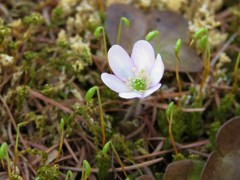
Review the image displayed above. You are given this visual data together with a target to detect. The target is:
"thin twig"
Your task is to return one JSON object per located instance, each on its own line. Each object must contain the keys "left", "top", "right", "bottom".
{"left": 60, "top": 157, "right": 164, "bottom": 173}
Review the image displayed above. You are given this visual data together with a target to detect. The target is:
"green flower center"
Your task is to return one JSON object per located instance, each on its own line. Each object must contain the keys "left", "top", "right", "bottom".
{"left": 133, "top": 78, "right": 146, "bottom": 91}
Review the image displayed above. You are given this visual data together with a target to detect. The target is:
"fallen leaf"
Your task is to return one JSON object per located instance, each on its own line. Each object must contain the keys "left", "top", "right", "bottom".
{"left": 136, "top": 175, "right": 154, "bottom": 180}
{"left": 105, "top": 3, "right": 147, "bottom": 51}
{"left": 201, "top": 116, "right": 240, "bottom": 180}
{"left": 163, "top": 159, "right": 204, "bottom": 180}
{"left": 105, "top": 4, "right": 202, "bottom": 72}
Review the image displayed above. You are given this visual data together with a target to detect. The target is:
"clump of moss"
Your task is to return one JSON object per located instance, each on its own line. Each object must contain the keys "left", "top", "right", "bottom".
{"left": 96, "top": 151, "right": 111, "bottom": 180}
{"left": 36, "top": 164, "right": 60, "bottom": 180}
{"left": 157, "top": 103, "right": 203, "bottom": 143}
{"left": 214, "top": 94, "right": 235, "bottom": 123}
{"left": 207, "top": 121, "right": 221, "bottom": 150}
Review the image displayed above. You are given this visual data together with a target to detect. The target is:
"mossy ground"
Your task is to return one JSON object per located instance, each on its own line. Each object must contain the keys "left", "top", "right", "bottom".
{"left": 0, "top": 0, "right": 239, "bottom": 179}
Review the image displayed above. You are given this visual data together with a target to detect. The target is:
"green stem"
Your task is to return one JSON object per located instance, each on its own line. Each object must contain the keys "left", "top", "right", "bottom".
{"left": 175, "top": 55, "right": 182, "bottom": 96}
{"left": 55, "top": 129, "right": 64, "bottom": 163}
{"left": 101, "top": 28, "right": 108, "bottom": 64}
{"left": 168, "top": 112, "right": 178, "bottom": 154}
{"left": 96, "top": 87, "right": 106, "bottom": 146}
{"left": 65, "top": 170, "right": 74, "bottom": 180}
{"left": 157, "top": 32, "right": 161, "bottom": 53}
{"left": 81, "top": 170, "right": 85, "bottom": 180}
{"left": 14, "top": 121, "right": 32, "bottom": 171}
{"left": 117, "top": 17, "right": 130, "bottom": 45}
{"left": 1, "top": 159, "right": 4, "bottom": 169}
{"left": 200, "top": 40, "right": 210, "bottom": 96}
{"left": 231, "top": 52, "right": 240, "bottom": 94}
{"left": 110, "top": 142, "right": 127, "bottom": 178}
{"left": 117, "top": 19, "right": 123, "bottom": 45}
{"left": 6, "top": 150, "right": 12, "bottom": 180}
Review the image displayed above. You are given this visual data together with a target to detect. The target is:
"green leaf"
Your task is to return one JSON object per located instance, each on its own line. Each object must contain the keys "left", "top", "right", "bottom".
{"left": 85, "top": 87, "right": 97, "bottom": 102}
{"left": 145, "top": 30, "right": 159, "bottom": 42}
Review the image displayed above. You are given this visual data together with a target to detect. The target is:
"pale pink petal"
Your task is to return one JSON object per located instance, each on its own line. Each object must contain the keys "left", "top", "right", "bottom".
{"left": 143, "top": 83, "right": 161, "bottom": 98}
{"left": 101, "top": 73, "right": 131, "bottom": 93}
{"left": 119, "top": 92, "right": 143, "bottom": 99}
{"left": 149, "top": 54, "right": 165, "bottom": 87}
{"left": 108, "top": 45, "right": 135, "bottom": 81}
{"left": 131, "top": 40, "right": 155, "bottom": 73}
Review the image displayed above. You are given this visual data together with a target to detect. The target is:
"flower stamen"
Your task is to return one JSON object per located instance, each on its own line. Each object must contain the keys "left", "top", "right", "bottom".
{"left": 133, "top": 78, "right": 146, "bottom": 91}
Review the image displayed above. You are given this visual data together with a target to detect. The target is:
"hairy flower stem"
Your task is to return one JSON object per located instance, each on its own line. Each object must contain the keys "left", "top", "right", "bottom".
{"left": 95, "top": 87, "right": 106, "bottom": 146}
{"left": 231, "top": 52, "right": 240, "bottom": 94}
{"left": 123, "top": 99, "right": 141, "bottom": 121}
{"left": 110, "top": 142, "right": 127, "bottom": 177}
{"left": 200, "top": 41, "right": 210, "bottom": 96}
{"left": 167, "top": 112, "right": 178, "bottom": 155}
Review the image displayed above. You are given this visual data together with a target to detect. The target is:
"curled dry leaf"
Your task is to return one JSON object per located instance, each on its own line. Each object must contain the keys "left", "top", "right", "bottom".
{"left": 105, "top": 4, "right": 202, "bottom": 73}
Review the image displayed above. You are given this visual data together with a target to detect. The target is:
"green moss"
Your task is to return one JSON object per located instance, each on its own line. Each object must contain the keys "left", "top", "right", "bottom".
{"left": 215, "top": 94, "right": 235, "bottom": 123}
{"left": 21, "top": 147, "right": 48, "bottom": 164}
{"left": 23, "top": 13, "right": 43, "bottom": 27}
{"left": 235, "top": 105, "right": 240, "bottom": 116}
{"left": 207, "top": 121, "right": 221, "bottom": 150}
{"left": 16, "top": 86, "right": 28, "bottom": 109}
{"left": 112, "top": 134, "right": 133, "bottom": 159}
{"left": 157, "top": 96, "right": 203, "bottom": 142}
{"left": 0, "top": 25, "right": 11, "bottom": 43}
{"left": 173, "top": 153, "right": 185, "bottom": 161}
{"left": 96, "top": 151, "right": 111, "bottom": 180}
{"left": 36, "top": 164, "right": 60, "bottom": 180}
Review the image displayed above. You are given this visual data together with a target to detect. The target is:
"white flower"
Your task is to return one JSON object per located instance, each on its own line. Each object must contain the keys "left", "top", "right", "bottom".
{"left": 101, "top": 40, "right": 164, "bottom": 99}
